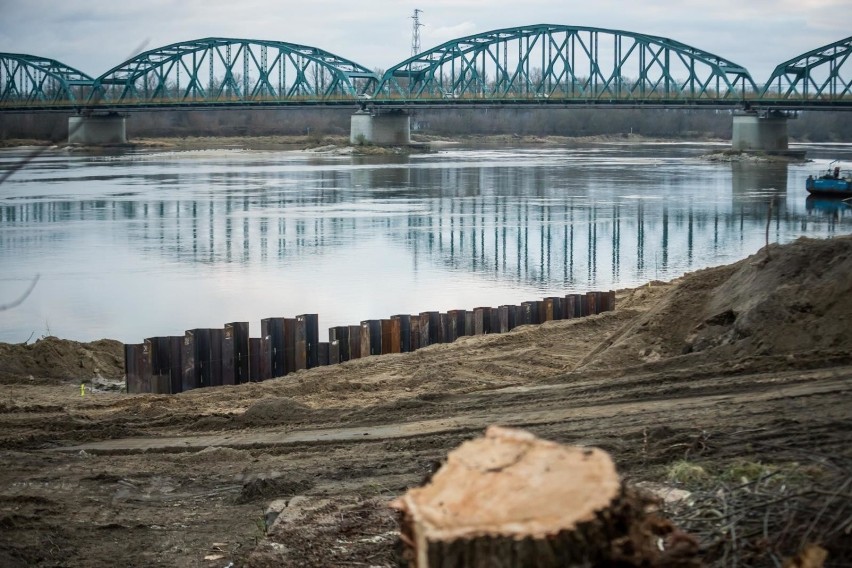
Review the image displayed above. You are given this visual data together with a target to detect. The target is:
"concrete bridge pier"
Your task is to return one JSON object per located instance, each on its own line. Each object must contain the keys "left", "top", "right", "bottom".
{"left": 68, "top": 112, "right": 127, "bottom": 145}
{"left": 350, "top": 109, "right": 410, "bottom": 146}
{"left": 731, "top": 111, "right": 791, "bottom": 153}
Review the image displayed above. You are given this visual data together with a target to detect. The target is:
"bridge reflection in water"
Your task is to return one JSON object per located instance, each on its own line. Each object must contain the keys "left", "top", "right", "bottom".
{"left": 1, "top": 147, "right": 849, "bottom": 342}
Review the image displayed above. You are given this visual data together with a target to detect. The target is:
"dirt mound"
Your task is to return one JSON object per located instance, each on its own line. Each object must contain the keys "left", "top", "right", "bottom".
{"left": 237, "top": 475, "right": 314, "bottom": 504}
{"left": 0, "top": 337, "right": 124, "bottom": 383}
{"left": 237, "top": 397, "right": 313, "bottom": 426}
{"left": 584, "top": 236, "right": 852, "bottom": 371}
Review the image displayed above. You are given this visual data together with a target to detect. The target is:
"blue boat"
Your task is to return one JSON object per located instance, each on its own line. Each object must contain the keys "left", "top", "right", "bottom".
{"left": 806, "top": 161, "right": 852, "bottom": 198}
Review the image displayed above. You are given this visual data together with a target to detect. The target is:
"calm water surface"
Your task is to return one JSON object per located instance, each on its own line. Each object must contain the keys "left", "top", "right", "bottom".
{"left": 1, "top": 142, "right": 850, "bottom": 344}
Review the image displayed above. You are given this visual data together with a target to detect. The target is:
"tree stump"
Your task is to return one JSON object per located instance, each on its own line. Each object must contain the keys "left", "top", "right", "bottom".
{"left": 392, "top": 426, "right": 687, "bottom": 568}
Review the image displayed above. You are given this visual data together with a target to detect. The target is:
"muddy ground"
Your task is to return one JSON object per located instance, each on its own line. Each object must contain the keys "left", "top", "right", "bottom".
{"left": 1, "top": 236, "right": 851, "bottom": 567}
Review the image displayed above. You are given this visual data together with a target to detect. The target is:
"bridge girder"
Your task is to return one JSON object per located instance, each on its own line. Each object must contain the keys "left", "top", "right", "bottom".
{"left": 91, "top": 38, "right": 379, "bottom": 104}
{"left": 762, "top": 36, "right": 852, "bottom": 101}
{"left": 0, "top": 53, "right": 93, "bottom": 105}
{"left": 374, "top": 24, "right": 757, "bottom": 103}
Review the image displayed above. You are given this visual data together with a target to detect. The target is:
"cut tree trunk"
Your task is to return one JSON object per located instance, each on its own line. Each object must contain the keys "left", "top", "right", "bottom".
{"left": 392, "top": 426, "right": 692, "bottom": 568}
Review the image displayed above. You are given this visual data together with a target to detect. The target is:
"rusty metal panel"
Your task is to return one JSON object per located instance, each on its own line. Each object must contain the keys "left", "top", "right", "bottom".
{"left": 146, "top": 337, "right": 172, "bottom": 394}
{"left": 142, "top": 340, "right": 159, "bottom": 393}
{"left": 498, "top": 305, "right": 518, "bottom": 333}
{"left": 123, "top": 344, "right": 134, "bottom": 393}
{"left": 360, "top": 322, "right": 371, "bottom": 358}
{"left": 586, "top": 292, "right": 597, "bottom": 316}
{"left": 124, "top": 343, "right": 142, "bottom": 394}
{"left": 498, "top": 306, "right": 510, "bottom": 333}
{"left": 390, "top": 318, "right": 401, "bottom": 353}
{"left": 283, "top": 318, "right": 296, "bottom": 374}
{"left": 473, "top": 307, "right": 491, "bottom": 335}
{"left": 549, "top": 297, "right": 564, "bottom": 320}
{"left": 573, "top": 294, "right": 586, "bottom": 317}
{"left": 329, "top": 326, "right": 350, "bottom": 361}
{"left": 181, "top": 330, "right": 198, "bottom": 392}
{"left": 208, "top": 329, "right": 223, "bottom": 387}
{"left": 138, "top": 342, "right": 152, "bottom": 393}
{"left": 143, "top": 338, "right": 160, "bottom": 394}
{"left": 258, "top": 333, "right": 272, "bottom": 381}
{"left": 437, "top": 313, "right": 448, "bottom": 343}
{"left": 348, "top": 324, "right": 362, "bottom": 360}
{"left": 563, "top": 295, "right": 576, "bottom": 319}
{"left": 446, "top": 310, "right": 465, "bottom": 342}
{"left": 521, "top": 301, "right": 539, "bottom": 325}
{"left": 598, "top": 291, "right": 609, "bottom": 313}
{"left": 261, "top": 317, "right": 285, "bottom": 379}
{"left": 295, "top": 316, "right": 308, "bottom": 371}
{"left": 223, "top": 322, "right": 249, "bottom": 385}
{"left": 367, "top": 320, "right": 382, "bottom": 356}
{"left": 168, "top": 336, "right": 183, "bottom": 394}
{"left": 541, "top": 298, "right": 555, "bottom": 322}
{"left": 361, "top": 320, "right": 381, "bottom": 357}
{"left": 182, "top": 331, "right": 197, "bottom": 391}
{"left": 222, "top": 326, "right": 235, "bottom": 386}
{"left": 296, "top": 314, "right": 319, "bottom": 369}
{"left": 418, "top": 312, "right": 430, "bottom": 347}
{"left": 409, "top": 317, "right": 421, "bottom": 351}
{"left": 196, "top": 329, "right": 213, "bottom": 388}
{"left": 595, "top": 290, "right": 615, "bottom": 313}
{"left": 419, "top": 311, "right": 439, "bottom": 347}
{"left": 317, "top": 342, "right": 330, "bottom": 366}
{"left": 329, "top": 340, "right": 340, "bottom": 365}
{"left": 391, "top": 315, "right": 411, "bottom": 352}
{"left": 380, "top": 319, "right": 398, "bottom": 354}
{"left": 249, "top": 338, "right": 261, "bottom": 382}
{"left": 490, "top": 308, "right": 500, "bottom": 333}
{"left": 465, "top": 311, "right": 473, "bottom": 336}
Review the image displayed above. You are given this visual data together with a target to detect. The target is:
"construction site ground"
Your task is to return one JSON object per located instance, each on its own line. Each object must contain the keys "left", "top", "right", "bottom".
{"left": 1, "top": 236, "right": 850, "bottom": 567}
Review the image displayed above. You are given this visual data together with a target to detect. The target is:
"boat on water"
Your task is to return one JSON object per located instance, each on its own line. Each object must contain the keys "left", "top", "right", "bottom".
{"left": 806, "top": 161, "right": 852, "bottom": 198}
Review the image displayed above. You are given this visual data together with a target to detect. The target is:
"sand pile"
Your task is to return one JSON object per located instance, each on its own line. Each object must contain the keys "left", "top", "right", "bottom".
{"left": 0, "top": 337, "right": 124, "bottom": 383}
{"left": 584, "top": 235, "right": 852, "bottom": 370}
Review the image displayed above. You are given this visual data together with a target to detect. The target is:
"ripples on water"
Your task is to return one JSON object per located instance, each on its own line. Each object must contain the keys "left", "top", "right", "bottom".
{"left": 1, "top": 142, "right": 850, "bottom": 343}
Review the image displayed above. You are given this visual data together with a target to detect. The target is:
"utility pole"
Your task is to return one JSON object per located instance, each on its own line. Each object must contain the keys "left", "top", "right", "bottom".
{"left": 411, "top": 9, "right": 424, "bottom": 58}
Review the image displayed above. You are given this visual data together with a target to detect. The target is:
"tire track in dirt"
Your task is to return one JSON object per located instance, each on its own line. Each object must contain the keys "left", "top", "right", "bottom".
{"left": 58, "top": 370, "right": 850, "bottom": 455}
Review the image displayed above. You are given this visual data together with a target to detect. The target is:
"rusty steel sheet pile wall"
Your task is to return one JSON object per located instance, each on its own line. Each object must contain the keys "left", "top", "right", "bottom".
{"left": 124, "top": 291, "right": 615, "bottom": 394}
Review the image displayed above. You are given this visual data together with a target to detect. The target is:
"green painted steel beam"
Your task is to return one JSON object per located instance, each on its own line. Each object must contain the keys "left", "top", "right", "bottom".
{"left": 761, "top": 36, "right": 852, "bottom": 101}
{"left": 0, "top": 52, "right": 93, "bottom": 104}
{"left": 89, "top": 38, "right": 379, "bottom": 105}
{"left": 374, "top": 24, "right": 757, "bottom": 103}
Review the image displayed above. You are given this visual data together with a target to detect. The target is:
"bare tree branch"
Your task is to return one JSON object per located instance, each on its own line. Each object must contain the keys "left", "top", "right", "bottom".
{"left": 0, "top": 274, "right": 40, "bottom": 311}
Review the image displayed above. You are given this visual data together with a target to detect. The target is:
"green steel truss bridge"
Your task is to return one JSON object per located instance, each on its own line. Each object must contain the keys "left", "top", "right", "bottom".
{"left": 1, "top": 26, "right": 850, "bottom": 111}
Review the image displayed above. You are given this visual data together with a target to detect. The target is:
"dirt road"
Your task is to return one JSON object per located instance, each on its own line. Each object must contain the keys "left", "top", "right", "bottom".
{"left": 1, "top": 236, "right": 851, "bottom": 567}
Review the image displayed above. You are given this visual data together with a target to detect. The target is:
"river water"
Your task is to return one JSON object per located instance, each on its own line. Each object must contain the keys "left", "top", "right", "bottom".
{"left": 1, "top": 141, "right": 850, "bottom": 344}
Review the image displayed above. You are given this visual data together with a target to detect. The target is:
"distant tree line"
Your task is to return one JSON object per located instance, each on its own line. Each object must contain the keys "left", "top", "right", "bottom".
{"left": 1, "top": 108, "right": 849, "bottom": 142}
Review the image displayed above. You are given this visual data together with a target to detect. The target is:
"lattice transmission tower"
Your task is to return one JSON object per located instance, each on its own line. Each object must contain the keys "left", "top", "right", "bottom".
{"left": 411, "top": 9, "right": 424, "bottom": 58}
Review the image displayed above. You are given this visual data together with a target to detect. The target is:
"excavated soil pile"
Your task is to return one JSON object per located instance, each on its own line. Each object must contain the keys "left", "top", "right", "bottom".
{"left": 583, "top": 235, "right": 852, "bottom": 372}
{"left": 0, "top": 337, "right": 124, "bottom": 384}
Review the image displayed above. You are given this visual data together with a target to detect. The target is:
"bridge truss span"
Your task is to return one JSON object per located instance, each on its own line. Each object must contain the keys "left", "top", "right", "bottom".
{"left": 376, "top": 24, "right": 757, "bottom": 105}
{"left": 762, "top": 36, "right": 851, "bottom": 104}
{"left": 0, "top": 53, "right": 93, "bottom": 105}
{"left": 90, "top": 38, "right": 379, "bottom": 106}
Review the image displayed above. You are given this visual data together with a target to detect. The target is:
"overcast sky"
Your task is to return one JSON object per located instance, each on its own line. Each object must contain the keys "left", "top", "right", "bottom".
{"left": 1, "top": 0, "right": 849, "bottom": 83}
